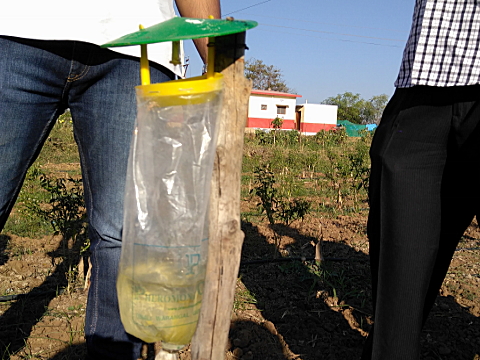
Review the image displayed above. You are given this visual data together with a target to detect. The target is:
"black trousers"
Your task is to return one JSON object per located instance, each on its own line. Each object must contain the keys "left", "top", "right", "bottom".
{"left": 361, "top": 85, "right": 480, "bottom": 360}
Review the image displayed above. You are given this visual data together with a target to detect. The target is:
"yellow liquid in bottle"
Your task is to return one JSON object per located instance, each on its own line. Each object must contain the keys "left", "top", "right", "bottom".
{"left": 117, "top": 263, "right": 205, "bottom": 349}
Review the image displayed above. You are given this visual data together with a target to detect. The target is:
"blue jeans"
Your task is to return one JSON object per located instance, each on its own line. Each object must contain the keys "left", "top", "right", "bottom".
{"left": 0, "top": 36, "right": 174, "bottom": 360}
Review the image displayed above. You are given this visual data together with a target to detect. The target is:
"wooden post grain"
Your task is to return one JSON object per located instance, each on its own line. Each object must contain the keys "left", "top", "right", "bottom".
{"left": 190, "top": 32, "right": 251, "bottom": 360}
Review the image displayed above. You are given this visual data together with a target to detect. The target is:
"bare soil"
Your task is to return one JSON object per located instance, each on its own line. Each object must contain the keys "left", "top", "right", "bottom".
{"left": 1, "top": 202, "right": 480, "bottom": 360}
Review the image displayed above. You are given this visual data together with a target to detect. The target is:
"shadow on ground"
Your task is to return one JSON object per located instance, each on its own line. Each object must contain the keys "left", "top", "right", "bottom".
{"left": 2, "top": 217, "right": 479, "bottom": 360}
{"left": 230, "top": 219, "right": 480, "bottom": 360}
{"left": 0, "top": 232, "right": 85, "bottom": 359}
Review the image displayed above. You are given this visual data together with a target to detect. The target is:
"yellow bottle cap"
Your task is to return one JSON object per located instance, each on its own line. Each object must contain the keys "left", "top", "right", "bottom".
{"left": 136, "top": 73, "right": 223, "bottom": 107}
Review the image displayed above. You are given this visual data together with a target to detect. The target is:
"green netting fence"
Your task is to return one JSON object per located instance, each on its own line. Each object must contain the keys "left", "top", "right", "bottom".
{"left": 337, "top": 120, "right": 377, "bottom": 137}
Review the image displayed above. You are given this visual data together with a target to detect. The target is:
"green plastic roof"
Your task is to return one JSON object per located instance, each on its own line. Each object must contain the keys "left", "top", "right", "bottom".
{"left": 101, "top": 17, "right": 257, "bottom": 47}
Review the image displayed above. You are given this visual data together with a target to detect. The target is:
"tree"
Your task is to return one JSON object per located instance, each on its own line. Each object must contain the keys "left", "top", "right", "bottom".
{"left": 322, "top": 92, "right": 389, "bottom": 124}
{"left": 244, "top": 58, "right": 292, "bottom": 93}
{"left": 365, "top": 94, "right": 389, "bottom": 124}
{"left": 322, "top": 92, "right": 364, "bottom": 124}
{"left": 271, "top": 116, "right": 283, "bottom": 145}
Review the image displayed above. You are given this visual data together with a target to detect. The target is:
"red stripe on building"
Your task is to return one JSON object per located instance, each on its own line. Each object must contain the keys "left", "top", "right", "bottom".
{"left": 247, "top": 118, "right": 296, "bottom": 130}
{"left": 247, "top": 118, "right": 272, "bottom": 128}
{"left": 300, "top": 123, "right": 336, "bottom": 133}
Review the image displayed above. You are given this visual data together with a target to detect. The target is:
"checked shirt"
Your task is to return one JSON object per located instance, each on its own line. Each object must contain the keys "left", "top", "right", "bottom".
{"left": 396, "top": 0, "right": 480, "bottom": 87}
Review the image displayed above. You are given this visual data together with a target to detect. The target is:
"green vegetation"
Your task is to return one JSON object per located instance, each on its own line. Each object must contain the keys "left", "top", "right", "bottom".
{"left": 2, "top": 110, "right": 373, "bottom": 306}
{"left": 233, "top": 278, "right": 258, "bottom": 312}
{"left": 3, "top": 111, "right": 88, "bottom": 291}
{"left": 0, "top": 110, "right": 376, "bottom": 359}
{"left": 250, "top": 165, "right": 311, "bottom": 226}
{"left": 242, "top": 128, "right": 373, "bottom": 217}
{"left": 322, "top": 92, "right": 388, "bottom": 124}
{"left": 4, "top": 112, "right": 81, "bottom": 237}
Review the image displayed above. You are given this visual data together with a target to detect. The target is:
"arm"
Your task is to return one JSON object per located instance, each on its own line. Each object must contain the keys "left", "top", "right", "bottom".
{"left": 174, "top": 0, "right": 221, "bottom": 64}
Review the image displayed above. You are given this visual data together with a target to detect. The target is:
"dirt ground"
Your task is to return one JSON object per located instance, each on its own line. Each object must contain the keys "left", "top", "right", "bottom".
{"left": 1, "top": 202, "right": 480, "bottom": 360}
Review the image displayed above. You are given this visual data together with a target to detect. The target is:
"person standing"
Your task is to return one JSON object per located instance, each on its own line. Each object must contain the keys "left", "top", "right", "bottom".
{"left": 362, "top": 1, "right": 480, "bottom": 359}
{"left": 0, "top": 1, "right": 220, "bottom": 359}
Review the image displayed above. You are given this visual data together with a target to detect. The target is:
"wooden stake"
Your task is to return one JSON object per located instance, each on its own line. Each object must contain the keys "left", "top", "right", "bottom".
{"left": 190, "top": 31, "right": 251, "bottom": 360}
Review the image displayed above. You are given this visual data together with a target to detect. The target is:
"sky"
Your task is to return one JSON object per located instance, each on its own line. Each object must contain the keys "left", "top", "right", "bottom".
{"left": 179, "top": 0, "right": 415, "bottom": 104}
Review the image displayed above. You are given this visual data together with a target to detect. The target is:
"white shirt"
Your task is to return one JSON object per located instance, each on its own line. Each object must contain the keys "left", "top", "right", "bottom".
{"left": 396, "top": 0, "right": 480, "bottom": 87}
{"left": 0, "top": 0, "right": 183, "bottom": 76}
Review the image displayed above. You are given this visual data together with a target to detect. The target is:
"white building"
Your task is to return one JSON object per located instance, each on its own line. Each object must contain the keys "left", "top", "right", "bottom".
{"left": 247, "top": 89, "right": 301, "bottom": 130}
{"left": 247, "top": 90, "right": 338, "bottom": 135}
{"left": 295, "top": 102, "right": 338, "bottom": 135}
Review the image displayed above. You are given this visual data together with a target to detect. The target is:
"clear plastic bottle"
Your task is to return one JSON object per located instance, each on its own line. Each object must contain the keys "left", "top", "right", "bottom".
{"left": 118, "top": 73, "right": 223, "bottom": 353}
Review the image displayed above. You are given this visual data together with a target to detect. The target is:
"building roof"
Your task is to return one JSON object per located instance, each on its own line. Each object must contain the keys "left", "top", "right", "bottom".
{"left": 251, "top": 89, "right": 302, "bottom": 98}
